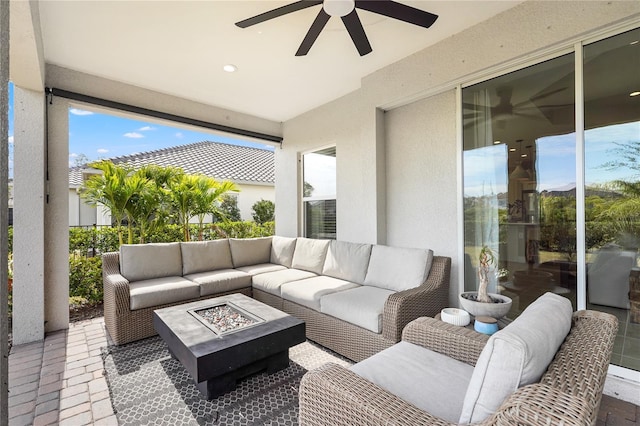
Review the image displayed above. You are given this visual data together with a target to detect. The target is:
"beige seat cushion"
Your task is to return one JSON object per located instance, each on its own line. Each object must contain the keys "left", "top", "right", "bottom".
{"left": 235, "top": 263, "right": 287, "bottom": 276}
{"left": 180, "top": 240, "right": 233, "bottom": 275}
{"left": 363, "top": 245, "right": 433, "bottom": 292}
{"left": 184, "top": 269, "right": 251, "bottom": 296}
{"left": 320, "top": 286, "right": 394, "bottom": 333}
{"left": 120, "top": 242, "right": 183, "bottom": 282}
{"left": 251, "top": 269, "right": 317, "bottom": 296}
{"left": 291, "top": 238, "right": 330, "bottom": 274}
{"left": 280, "top": 276, "right": 359, "bottom": 311}
{"left": 459, "top": 292, "right": 573, "bottom": 424}
{"left": 129, "top": 276, "right": 200, "bottom": 310}
{"left": 270, "top": 236, "right": 297, "bottom": 267}
{"left": 351, "top": 341, "right": 474, "bottom": 423}
{"left": 322, "top": 240, "right": 372, "bottom": 284}
{"left": 229, "top": 237, "right": 273, "bottom": 267}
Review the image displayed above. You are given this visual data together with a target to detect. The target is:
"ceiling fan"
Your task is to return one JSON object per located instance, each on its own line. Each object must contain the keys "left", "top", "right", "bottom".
{"left": 463, "top": 86, "right": 571, "bottom": 128}
{"left": 235, "top": 0, "right": 438, "bottom": 56}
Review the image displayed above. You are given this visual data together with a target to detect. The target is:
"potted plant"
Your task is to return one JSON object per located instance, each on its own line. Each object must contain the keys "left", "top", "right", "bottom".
{"left": 459, "top": 246, "right": 512, "bottom": 318}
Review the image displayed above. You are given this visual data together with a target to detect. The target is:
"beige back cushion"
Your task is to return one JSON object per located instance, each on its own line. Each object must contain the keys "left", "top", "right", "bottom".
{"left": 291, "top": 238, "right": 330, "bottom": 274}
{"left": 180, "top": 240, "right": 233, "bottom": 275}
{"left": 270, "top": 236, "right": 297, "bottom": 267}
{"left": 363, "top": 245, "right": 433, "bottom": 292}
{"left": 229, "top": 237, "right": 273, "bottom": 267}
{"left": 459, "top": 293, "right": 573, "bottom": 424}
{"left": 322, "top": 240, "right": 372, "bottom": 284}
{"left": 120, "top": 242, "right": 183, "bottom": 282}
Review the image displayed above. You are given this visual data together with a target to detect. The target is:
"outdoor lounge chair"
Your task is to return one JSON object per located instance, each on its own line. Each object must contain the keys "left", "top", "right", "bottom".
{"left": 299, "top": 293, "right": 618, "bottom": 425}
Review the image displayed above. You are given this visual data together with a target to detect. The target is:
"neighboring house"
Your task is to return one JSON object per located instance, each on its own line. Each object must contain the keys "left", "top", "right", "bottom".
{"left": 68, "top": 141, "right": 275, "bottom": 226}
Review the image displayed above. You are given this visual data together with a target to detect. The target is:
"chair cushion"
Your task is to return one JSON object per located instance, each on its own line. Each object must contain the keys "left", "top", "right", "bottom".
{"left": 120, "top": 242, "right": 182, "bottom": 282}
{"left": 363, "top": 245, "right": 433, "bottom": 292}
{"left": 251, "top": 269, "right": 317, "bottom": 296}
{"left": 185, "top": 269, "right": 252, "bottom": 296}
{"left": 180, "top": 240, "right": 233, "bottom": 275}
{"left": 320, "top": 286, "right": 394, "bottom": 333}
{"left": 280, "top": 276, "right": 359, "bottom": 311}
{"left": 459, "top": 292, "right": 573, "bottom": 424}
{"left": 351, "top": 341, "right": 474, "bottom": 423}
{"left": 291, "top": 238, "right": 330, "bottom": 274}
{"left": 235, "top": 263, "right": 287, "bottom": 276}
{"left": 322, "top": 240, "right": 372, "bottom": 284}
{"left": 129, "top": 276, "right": 200, "bottom": 310}
{"left": 270, "top": 236, "right": 297, "bottom": 268}
{"left": 229, "top": 237, "right": 273, "bottom": 268}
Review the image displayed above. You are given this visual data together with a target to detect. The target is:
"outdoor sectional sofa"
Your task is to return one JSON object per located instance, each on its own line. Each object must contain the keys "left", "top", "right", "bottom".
{"left": 102, "top": 236, "right": 451, "bottom": 361}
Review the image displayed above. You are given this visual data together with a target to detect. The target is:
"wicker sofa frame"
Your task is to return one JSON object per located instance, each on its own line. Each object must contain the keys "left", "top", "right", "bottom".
{"left": 254, "top": 256, "right": 451, "bottom": 362}
{"left": 103, "top": 246, "right": 451, "bottom": 355}
{"left": 299, "top": 310, "right": 618, "bottom": 425}
{"left": 102, "top": 251, "right": 252, "bottom": 345}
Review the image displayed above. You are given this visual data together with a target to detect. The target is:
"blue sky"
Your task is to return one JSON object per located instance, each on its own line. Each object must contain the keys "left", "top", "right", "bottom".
{"left": 7, "top": 83, "right": 274, "bottom": 175}
{"left": 464, "top": 120, "right": 639, "bottom": 197}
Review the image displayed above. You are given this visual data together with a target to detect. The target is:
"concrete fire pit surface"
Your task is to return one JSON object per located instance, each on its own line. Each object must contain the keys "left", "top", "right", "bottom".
{"left": 153, "top": 293, "right": 306, "bottom": 399}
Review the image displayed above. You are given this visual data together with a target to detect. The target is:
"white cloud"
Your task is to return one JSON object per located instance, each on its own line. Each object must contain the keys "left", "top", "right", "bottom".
{"left": 69, "top": 153, "right": 79, "bottom": 158}
{"left": 8, "top": 136, "right": 13, "bottom": 145}
{"left": 69, "top": 108, "right": 94, "bottom": 116}
{"left": 124, "top": 132, "right": 144, "bottom": 139}
{"left": 138, "top": 126, "right": 155, "bottom": 131}
{"left": 175, "top": 132, "right": 184, "bottom": 139}
{"left": 97, "top": 148, "right": 109, "bottom": 154}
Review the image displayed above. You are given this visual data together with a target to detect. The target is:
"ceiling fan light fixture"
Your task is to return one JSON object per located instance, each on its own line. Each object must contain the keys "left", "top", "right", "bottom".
{"left": 323, "top": 0, "right": 355, "bottom": 17}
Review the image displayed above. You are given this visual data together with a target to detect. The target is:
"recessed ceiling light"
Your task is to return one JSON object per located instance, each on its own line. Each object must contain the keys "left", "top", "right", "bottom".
{"left": 509, "top": 148, "right": 516, "bottom": 152}
{"left": 630, "top": 40, "right": 639, "bottom": 45}
{"left": 521, "top": 154, "right": 527, "bottom": 158}
{"left": 223, "top": 64, "right": 237, "bottom": 73}
{"left": 630, "top": 91, "right": 640, "bottom": 97}
{"left": 493, "top": 140, "right": 501, "bottom": 145}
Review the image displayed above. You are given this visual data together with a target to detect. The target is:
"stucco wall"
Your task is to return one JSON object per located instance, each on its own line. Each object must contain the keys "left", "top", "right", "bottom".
{"left": 384, "top": 90, "right": 459, "bottom": 302}
{"left": 236, "top": 183, "right": 275, "bottom": 222}
{"left": 279, "top": 1, "right": 640, "bottom": 305}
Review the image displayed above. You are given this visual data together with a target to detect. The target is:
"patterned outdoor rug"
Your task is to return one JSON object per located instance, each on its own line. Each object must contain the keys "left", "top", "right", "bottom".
{"left": 102, "top": 336, "right": 352, "bottom": 425}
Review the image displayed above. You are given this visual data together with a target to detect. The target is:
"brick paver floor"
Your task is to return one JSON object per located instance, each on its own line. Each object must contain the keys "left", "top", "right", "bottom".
{"left": 7, "top": 317, "right": 640, "bottom": 425}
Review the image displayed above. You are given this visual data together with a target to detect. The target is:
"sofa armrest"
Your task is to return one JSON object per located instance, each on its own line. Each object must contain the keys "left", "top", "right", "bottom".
{"left": 382, "top": 256, "right": 451, "bottom": 341}
{"left": 480, "top": 383, "right": 594, "bottom": 426}
{"left": 299, "top": 363, "right": 455, "bottom": 426}
{"left": 402, "top": 316, "right": 489, "bottom": 366}
{"left": 102, "top": 251, "right": 131, "bottom": 316}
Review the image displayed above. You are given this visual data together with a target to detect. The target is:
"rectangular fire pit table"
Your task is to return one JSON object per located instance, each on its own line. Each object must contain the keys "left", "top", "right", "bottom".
{"left": 153, "top": 293, "right": 305, "bottom": 399}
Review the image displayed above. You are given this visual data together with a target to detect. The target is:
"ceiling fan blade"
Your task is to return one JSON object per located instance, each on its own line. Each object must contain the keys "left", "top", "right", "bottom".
{"left": 236, "top": 0, "right": 322, "bottom": 28}
{"left": 342, "top": 10, "right": 372, "bottom": 56}
{"left": 356, "top": 0, "right": 438, "bottom": 28}
{"left": 512, "top": 87, "right": 568, "bottom": 108}
{"left": 296, "top": 9, "right": 331, "bottom": 56}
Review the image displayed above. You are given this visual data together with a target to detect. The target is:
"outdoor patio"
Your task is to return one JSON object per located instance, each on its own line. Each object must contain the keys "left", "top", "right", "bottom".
{"left": 6, "top": 315, "right": 640, "bottom": 426}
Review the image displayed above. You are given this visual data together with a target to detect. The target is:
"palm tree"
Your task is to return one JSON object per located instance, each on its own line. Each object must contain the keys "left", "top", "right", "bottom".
{"left": 80, "top": 161, "right": 135, "bottom": 246}
{"left": 133, "top": 165, "right": 184, "bottom": 241}
{"left": 122, "top": 173, "right": 155, "bottom": 244}
{"left": 168, "top": 174, "right": 202, "bottom": 242}
{"left": 192, "top": 176, "right": 238, "bottom": 240}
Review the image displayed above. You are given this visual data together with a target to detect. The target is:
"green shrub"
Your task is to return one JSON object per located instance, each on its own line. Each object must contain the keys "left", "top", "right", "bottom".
{"left": 69, "top": 255, "right": 103, "bottom": 304}
{"left": 251, "top": 199, "right": 275, "bottom": 224}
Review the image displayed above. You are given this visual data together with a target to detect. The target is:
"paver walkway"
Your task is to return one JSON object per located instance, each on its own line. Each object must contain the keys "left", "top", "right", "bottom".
{"left": 7, "top": 317, "right": 640, "bottom": 425}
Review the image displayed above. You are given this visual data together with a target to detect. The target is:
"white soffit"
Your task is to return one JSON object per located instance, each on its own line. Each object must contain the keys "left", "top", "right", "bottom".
{"left": 37, "top": 1, "right": 523, "bottom": 122}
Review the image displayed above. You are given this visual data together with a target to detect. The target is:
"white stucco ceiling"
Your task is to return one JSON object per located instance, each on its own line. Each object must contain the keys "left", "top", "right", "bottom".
{"left": 36, "top": 1, "right": 524, "bottom": 122}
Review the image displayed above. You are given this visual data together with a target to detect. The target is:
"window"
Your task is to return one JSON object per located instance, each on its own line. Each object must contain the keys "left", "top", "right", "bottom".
{"left": 462, "top": 26, "right": 640, "bottom": 373}
{"left": 583, "top": 28, "right": 640, "bottom": 372}
{"left": 302, "top": 146, "right": 336, "bottom": 239}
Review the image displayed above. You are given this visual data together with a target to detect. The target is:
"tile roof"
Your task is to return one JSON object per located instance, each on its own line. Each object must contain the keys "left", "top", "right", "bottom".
{"left": 68, "top": 141, "right": 274, "bottom": 186}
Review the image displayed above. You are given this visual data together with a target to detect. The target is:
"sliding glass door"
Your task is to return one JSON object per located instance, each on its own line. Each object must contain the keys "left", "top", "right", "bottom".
{"left": 584, "top": 28, "right": 640, "bottom": 371}
{"left": 463, "top": 27, "right": 640, "bottom": 372}
{"left": 463, "top": 53, "right": 577, "bottom": 317}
